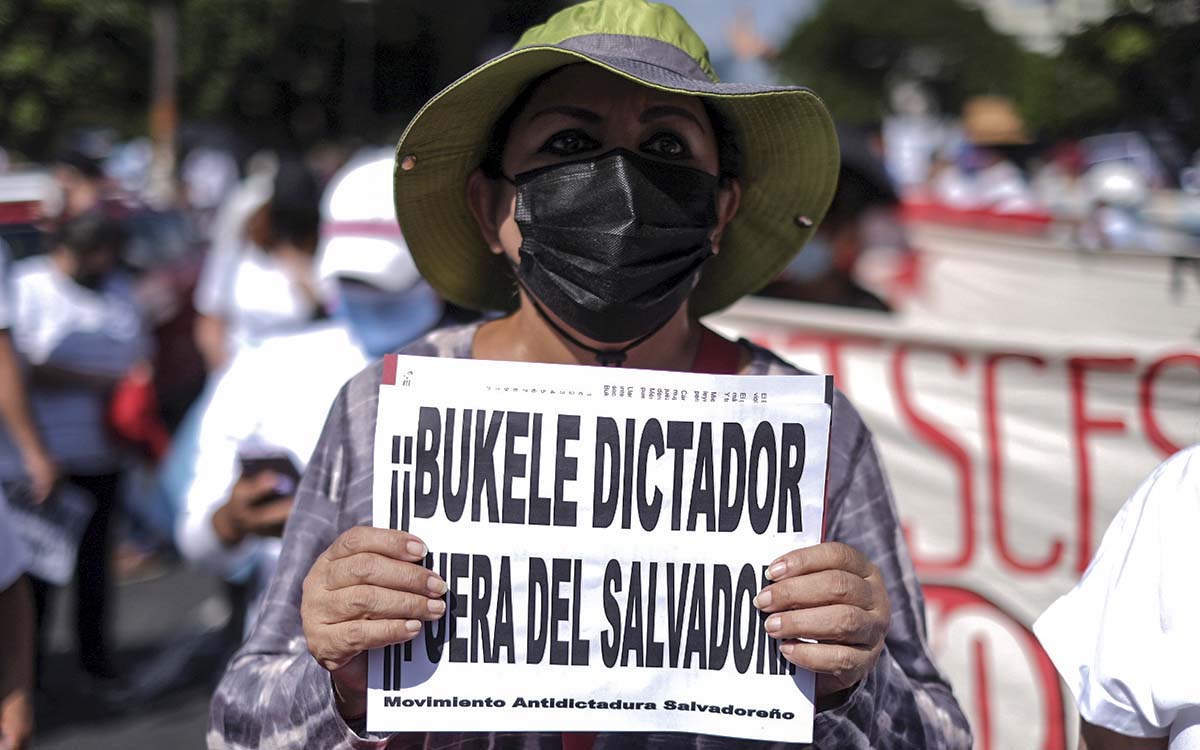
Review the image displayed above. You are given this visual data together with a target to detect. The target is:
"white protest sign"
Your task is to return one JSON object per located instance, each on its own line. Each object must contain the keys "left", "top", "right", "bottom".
{"left": 368, "top": 355, "right": 833, "bottom": 743}
{"left": 5, "top": 482, "right": 95, "bottom": 586}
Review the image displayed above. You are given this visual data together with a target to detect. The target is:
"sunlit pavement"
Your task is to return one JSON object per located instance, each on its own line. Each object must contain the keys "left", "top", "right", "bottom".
{"left": 34, "top": 559, "right": 230, "bottom": 749}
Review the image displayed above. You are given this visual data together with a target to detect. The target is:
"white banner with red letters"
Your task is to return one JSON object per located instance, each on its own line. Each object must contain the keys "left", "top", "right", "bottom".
{"left": 709, "top": 293, "right": 1200, "bottom": 750}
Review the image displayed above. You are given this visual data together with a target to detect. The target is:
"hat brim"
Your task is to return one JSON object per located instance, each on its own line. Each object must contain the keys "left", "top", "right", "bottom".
{"left": 317, "top": 235, "right": 422, "bottom": 293}
{"left": 393, "top": 45, "right": 839, "bottom": 317}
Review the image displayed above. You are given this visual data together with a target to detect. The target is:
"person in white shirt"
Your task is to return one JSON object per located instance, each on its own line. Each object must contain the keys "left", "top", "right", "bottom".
{"left": 1035, "top": 446, "right": 1200, "bottom": 750}
{"left": 0, "top": 490, "right": 34, "bottom": 750}
{"left": 192, "top": 157, "right": 323, "bottom": 372}
{"left": 1, "top": 213, "right": 149, "bottom": 681}
{"left": 175, "top": 153, "right": 442, "bottom": 631}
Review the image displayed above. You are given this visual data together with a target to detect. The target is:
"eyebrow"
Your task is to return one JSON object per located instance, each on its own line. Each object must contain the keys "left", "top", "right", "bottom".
{"left": 528, "top": 103, "right": 707, "bottom": 132}
{"left": 529, "top": 105, "right": 602, "bottom": 123}
{"left": 639, "top": 105, "right": 706, "bottom": 133}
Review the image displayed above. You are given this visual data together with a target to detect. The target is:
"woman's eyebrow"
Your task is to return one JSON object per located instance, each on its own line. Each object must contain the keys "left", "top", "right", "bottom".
{"left": 529, "top": 105, "right": 602, "bottom": 123}
{"left": 639, "top": 105, "right": 706, "bottom": 133}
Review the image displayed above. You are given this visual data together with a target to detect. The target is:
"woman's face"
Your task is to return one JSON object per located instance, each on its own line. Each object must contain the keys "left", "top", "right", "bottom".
{"left": 468, "top": 64, "right": 740, "bottom": 265}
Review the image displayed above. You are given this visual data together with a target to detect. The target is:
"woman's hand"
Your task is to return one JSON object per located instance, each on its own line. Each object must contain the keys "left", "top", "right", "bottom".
{"left": 19, "top": 447, "right": 58, "bottom": 505}
{"left": 301, "top": 527, "right": 447, "bottom": 720}
{"left": 754, "top": 542, "right": 891, "bottom": 699}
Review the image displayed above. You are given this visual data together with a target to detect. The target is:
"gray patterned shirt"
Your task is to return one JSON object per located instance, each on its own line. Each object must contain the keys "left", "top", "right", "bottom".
{"left": 209, "top": 323, "right": 971, "bottom": 749}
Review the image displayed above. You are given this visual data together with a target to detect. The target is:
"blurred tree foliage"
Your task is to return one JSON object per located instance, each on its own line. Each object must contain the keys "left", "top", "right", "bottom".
{"left": 0, "top": 0, "right": 562, "bottom": 160}
{"left": 0, "top": 0, "right": 149, "bottom": 157}
{"left": 1052, "top": 6, "right": 1200, "bottom": 151}
{"left": 776, "top": 0, "right": 1200, "bottom": 151}
{"left": 776, "top": 0, "right": 1032, "bottom": 125}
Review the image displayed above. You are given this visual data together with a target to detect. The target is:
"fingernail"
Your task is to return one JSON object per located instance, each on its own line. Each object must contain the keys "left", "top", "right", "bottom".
{"left": 427, "top": 598, "right": 446, "bottom": 616}
{"left": 426, "top": 576, "right": 448, "bottom": 595}
{"left": 766, "top": 561, "right": 787, "bottom": 581}
{"left": 765, "top": 614, "right": 782, "bottom": 633}
{"left": 780, "top": 642, "right": 795, "bottom": 655}
{"left": 406, "top": 540, "right": 426, "bottom": 558}
{"left": 405, "top": 620, "right": 422, "bottom": 634}
{"left": 753, "top": 590, "right": 772, "bottom": 609}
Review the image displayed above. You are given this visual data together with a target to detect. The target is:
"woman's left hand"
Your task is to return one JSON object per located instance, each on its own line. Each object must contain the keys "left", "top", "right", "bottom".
{"left": 754, "top": 541, "right": 891, "bottom": 698}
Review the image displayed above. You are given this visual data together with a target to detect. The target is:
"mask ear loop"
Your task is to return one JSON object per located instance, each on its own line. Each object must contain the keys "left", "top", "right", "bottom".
{"left": 507, "top": 262, "right": 668, "bottom": 366}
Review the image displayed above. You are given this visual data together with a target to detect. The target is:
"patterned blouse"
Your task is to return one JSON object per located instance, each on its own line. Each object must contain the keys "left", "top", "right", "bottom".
{"left": 208, "top": 323, "right": 971, "bottom": 750}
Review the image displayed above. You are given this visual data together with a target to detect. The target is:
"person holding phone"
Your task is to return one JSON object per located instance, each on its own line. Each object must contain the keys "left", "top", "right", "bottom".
{"left": 175, "top": 153, "right": 443, "bottom": 631}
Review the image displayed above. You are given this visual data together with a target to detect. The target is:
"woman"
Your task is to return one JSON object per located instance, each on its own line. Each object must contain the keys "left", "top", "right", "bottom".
{"left": 192, "top": 157, "right": 324, "bottom": 371}
{"left": 210, "top": 2, "right": 970, "bottom": 748}
{"left": 2, "top": 213, "right": 149, "bottom": 682}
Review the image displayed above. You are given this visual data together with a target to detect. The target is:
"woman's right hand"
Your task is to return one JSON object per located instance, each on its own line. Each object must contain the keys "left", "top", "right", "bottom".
{"left": 301, "top": 527, "right": 447, "bottom": 720}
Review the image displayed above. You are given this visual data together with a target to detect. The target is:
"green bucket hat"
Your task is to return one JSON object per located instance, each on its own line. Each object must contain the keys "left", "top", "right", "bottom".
{"left": 393, "top": 0, "right": 839, "bottom": 317}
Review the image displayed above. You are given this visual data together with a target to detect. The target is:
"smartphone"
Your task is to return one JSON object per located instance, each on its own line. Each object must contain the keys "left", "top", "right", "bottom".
{"left": 237, "top": 452, "right": 302, "bottom": 506}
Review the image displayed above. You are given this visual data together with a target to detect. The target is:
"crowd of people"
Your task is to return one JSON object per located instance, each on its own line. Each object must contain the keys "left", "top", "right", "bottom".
{"left": 0, "top": 1, "right": 1196, "bottom": 749}
{"left": 887, "top": 95, "right": 1200, "bottom": 255}
{"left": 0, "top": 140, "right": 458, "bottom": 748}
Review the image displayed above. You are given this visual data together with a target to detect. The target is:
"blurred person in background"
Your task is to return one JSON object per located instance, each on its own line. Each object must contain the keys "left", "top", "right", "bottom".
{"left": 0, "top": 491, "right": 34, "bottom": 750}
{"left": 1078, "top": 161, "right": 1152, "bottom": 252}
{"left": 1035, "top": 445, "right": 1200, "bottom": 750}
{"left": 175, "top": 153, "right": 442, "bottom": 633}
{"left": 178, "top": 145, "right": 241, "bottom": 241}
{"left": 1031, "top": 141, "right": 1090, "bottom": 221}
{"left": 192, "top": 157, "right": 323, "bottom": 372}
{"left": 0, "top": 213, "right": 150, "bottom": 682}
{"left": 0, "top": 240, "right": 58, "bottom": 503}
{"left": 930, "top": 96, "right": 1037, "bottom": 214}
{"left": 759, "top": 155, "right": 902, "bottom": 312}
{"left": 45, "top": 149, "right": 107, "bottom": 225}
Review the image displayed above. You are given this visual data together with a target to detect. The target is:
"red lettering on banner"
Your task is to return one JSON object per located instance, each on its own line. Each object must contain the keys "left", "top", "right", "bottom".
{"left": 1068, "top": 356, "right": 1135, "bottom": 573}
{"left": 972, "top": 638, "right": 994, "bottom": 750}
{"left": 984, "top": 353, "right": 1064, "bottom": 573}
{"left": 892, "top": 344, "right": 974, "bottom": 573}
{"left": 1140, "top": 353, "right": 1200, "bottom": 458}
{"left": 780, "top": 333, "right": 881, "bottom": 398}
{"left": 925, "top": 585, "right": 1067, "bottom": 750}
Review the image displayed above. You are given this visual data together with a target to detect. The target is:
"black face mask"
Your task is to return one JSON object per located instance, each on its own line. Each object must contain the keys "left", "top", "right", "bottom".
{"left": 508, "top": 148, "right": 718, "bottom": 364}
{"left": 73, "top": 272, "right": 106, "bottom": 291}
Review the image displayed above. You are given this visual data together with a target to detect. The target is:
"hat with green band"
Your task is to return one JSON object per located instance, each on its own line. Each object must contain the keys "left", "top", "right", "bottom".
{"left": 393, "top": 0, "right": 840, "bottom": 317}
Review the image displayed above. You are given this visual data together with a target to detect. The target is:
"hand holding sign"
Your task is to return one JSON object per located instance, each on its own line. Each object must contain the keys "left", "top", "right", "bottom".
{"left": 301, "top": 527, "right": 448, "bottom": 720}
{"left": 755, "top": 542, "right": 891, "bottom": 698}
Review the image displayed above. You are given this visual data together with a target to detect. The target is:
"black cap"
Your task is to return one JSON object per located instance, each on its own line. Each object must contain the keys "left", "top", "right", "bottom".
{"left": 55, "top": 148, "right": 104, "bottom": 180}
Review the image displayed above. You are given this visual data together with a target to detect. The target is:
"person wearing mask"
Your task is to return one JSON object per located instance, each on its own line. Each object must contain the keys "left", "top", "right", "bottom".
{"left": 46, "top": 149, "right": 106, "bottom": 225}
{"left": 209, "top": 2, "right": 970, "bottom": 747}
{"left": 0, "top": 490, "right": 34, "bottom": 750}
{"left": 175, "top": 153, "right": 442, "bottom": 632}
{"left": 759, "top": 158, "right": 901, "bottom": 312}
{"left": 192, "top": 157, "right": 323, "bottom": 371}
{"left": 1, "top": 213, "right": 149, "bottom": 681}
{"left": 1035, "top": 446, "right": 1200, "bottom": 750}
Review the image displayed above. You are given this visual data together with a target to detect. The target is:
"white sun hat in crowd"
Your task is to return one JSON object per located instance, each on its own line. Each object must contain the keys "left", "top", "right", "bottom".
{"left": 316, "top": 150, "right": 424, "bottom": 293}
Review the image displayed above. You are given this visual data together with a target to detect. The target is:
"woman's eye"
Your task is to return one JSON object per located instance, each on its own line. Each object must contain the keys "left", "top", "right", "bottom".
{"left": 641, "top": 132, "right": 691, "bottom": 160}
{"left": 540, "top": 129, "right": 599, "bottom": 156}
